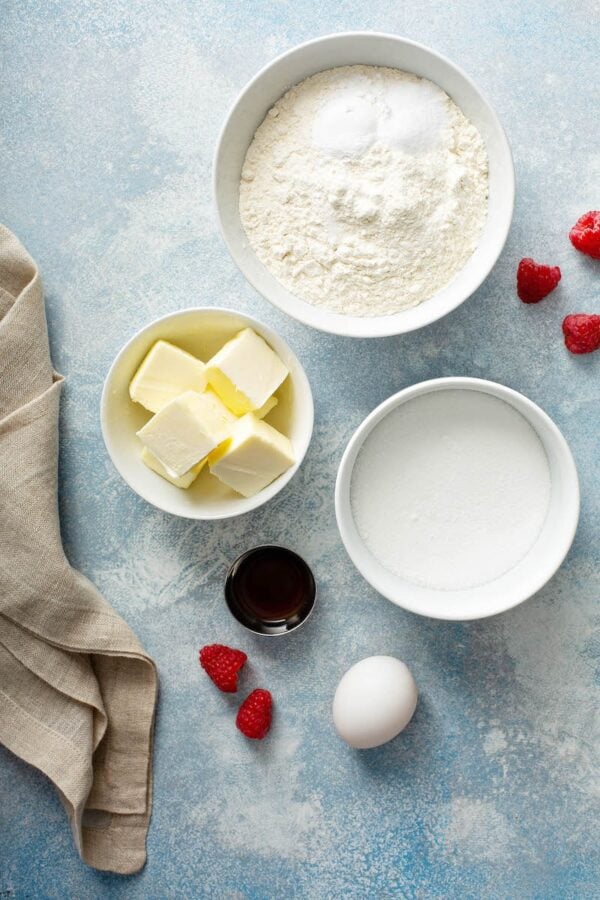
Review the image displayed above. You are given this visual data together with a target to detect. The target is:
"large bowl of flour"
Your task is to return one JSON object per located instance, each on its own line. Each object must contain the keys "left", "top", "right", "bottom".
{"left": 214, "top": 33, "right": 514, "bottom": 338}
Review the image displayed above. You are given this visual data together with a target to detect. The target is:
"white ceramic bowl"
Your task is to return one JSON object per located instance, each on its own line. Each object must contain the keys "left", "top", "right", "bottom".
{"left": 101, "top": 308, "right": 314, "bottom": 519}
{"left": 335, "top": 378, "right": 579, "bottom": 620}
{"left": 214, "top": 32, "right": 514, "bottom": 338}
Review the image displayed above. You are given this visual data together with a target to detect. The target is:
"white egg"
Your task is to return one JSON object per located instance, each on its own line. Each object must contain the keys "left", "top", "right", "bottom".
{"left": 332, "top": 656, "right": 418, "bottom": 749}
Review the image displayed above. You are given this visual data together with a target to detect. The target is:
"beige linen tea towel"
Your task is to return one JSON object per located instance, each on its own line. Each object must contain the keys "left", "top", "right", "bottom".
{"left": 0, "top": 225, "right": 158, "bottom": 874}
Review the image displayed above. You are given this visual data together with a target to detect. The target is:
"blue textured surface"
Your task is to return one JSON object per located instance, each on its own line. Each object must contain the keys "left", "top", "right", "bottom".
{"left": 1, "top": 2, "right": 599, "bottom": 898}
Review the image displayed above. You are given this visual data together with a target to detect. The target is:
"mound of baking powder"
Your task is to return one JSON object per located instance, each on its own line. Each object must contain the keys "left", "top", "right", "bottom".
{"left": 239, "top": 65, "right": 489, "bottom": 317}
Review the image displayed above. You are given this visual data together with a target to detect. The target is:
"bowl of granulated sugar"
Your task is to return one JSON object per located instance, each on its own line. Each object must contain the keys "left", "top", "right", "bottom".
{"left": 335, "top": 378, "right": 579, "bottom": 620}
{"left": 214, "top": 32, "right": 514, "bottom": 337}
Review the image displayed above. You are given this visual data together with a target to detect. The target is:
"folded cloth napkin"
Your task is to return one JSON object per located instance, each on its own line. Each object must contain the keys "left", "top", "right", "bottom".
{"left": 0, "top": 225, "right": 158, "bottom": 874}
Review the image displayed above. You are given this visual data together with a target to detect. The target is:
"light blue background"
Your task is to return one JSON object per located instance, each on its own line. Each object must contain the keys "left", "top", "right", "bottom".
{"left": 1, "top": 1, "right": 599, "bottom": 898}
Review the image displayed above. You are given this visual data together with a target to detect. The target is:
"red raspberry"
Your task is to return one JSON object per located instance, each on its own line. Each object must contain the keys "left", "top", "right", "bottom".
{"left": 517, "top": 258, "right": 561, "bottom": 303}
{"left": 569, "top": 211, "right": 600, "bottom": 259}
{"left": 199, "top": 644, "right": 247, "bottom": 692}
{"left": 562, "top": 314, "right": 600, "bottom": 354}
{"left": 236, "top": 689, "right": 273, "bottom": 739}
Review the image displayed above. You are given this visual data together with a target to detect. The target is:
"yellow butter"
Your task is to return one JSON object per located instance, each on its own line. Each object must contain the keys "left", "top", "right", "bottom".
{"left": 129, "top": 340, "right": 207, "bottom": 414}
{"left": 206, "top": 328, "right": 288, "bottom": 415}
{"left": 254, "top": 395, "right": 278, "bottom": 420}
{"left": 208, "top": 413, "right": 294, "bottom": 498}
{"left": 137, "top": 390, "right": 235, "bottom": 477}
{"left": 141, "top": 447, "right": 206, "bottom": 489}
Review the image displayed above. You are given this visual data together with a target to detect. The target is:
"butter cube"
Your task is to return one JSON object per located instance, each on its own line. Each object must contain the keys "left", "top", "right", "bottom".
{"left": 129, "top": 340, "right": 207, "bottom": 413}
{"left": 208, "top": 413, "right": 295, "bottom": 497}
{"left": 206, "top": 328, "right": 288, "bottom": 415}
{"left": 255, "top": 395, "right": 278, "bottom": 420}
{"left": 137, "top": 390, "right": 235, "bottom": 476}
{"left": 141, "top": 447, "right": 206, "bottom": 489}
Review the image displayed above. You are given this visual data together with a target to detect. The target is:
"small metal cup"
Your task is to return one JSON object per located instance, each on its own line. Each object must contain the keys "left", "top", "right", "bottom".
{"left": 225, "top": 545, "right": 316, "bottom": 636}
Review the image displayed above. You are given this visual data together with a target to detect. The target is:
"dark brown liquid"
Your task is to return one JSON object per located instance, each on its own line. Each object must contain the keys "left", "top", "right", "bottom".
{"left": 225, "top": 546, "right": 316, "bottom": 635}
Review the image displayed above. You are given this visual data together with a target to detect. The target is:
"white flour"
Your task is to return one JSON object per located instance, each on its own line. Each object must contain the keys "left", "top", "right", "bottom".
{"left": 350, "top": 390, "right": 551, "bottom": 591}
{"left": 239, "top": 66, "right": 488, "bottom": 316}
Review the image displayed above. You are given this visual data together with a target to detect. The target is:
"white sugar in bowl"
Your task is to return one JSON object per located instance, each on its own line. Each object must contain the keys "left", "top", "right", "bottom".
{"left": 332, "top": 656, "right": 418, "bottom": 749}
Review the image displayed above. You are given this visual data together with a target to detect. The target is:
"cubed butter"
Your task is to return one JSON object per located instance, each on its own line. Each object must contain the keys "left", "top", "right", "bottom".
{"left": 129, "top": 340, "right": 207, "bottom": 413}
{"left": 255, "top": 395, "right": 278, "bottom": 420}
{"left": 208, "top": 413, "right": 295, "bottom": 498}
{"left": 137, "top": 390, "right": 235, "bottom": 476}
{"left": 141, "top": 447, "right": 206, "bottom": 489}
{"left": 206, "top": 328, "right": 288, "bottom": 415}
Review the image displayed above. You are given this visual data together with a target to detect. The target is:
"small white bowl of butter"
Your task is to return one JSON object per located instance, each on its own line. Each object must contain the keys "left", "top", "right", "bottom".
{"left": 101, "top": 308, "right": 313, "bottom": 519}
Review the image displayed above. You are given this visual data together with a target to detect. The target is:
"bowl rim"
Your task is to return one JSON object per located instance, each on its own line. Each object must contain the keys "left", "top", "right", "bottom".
{"left": 335, "top": 376, "right": 580, "bottom": 621}
{"left": 213, "top": 30, "right": 515, "bottom": 338}
{"left": 100, "top": 306, "right": 314, "bottom": 520}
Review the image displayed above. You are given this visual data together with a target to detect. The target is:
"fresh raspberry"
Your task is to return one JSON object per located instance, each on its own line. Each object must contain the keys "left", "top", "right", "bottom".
{"left": 562, "top": 314, "right": 600, "bottom": 354}
{"left": 199, "top": 644, "right": 247, "bottom": 692}
{"left": 517, "top": 258, "right": 561, "bottom": 303}
{"left": 569, "top": 211, "right": 600, "bottom": 259}
{"left": 236, "top": 689, "right": 273, "bottom": 739}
